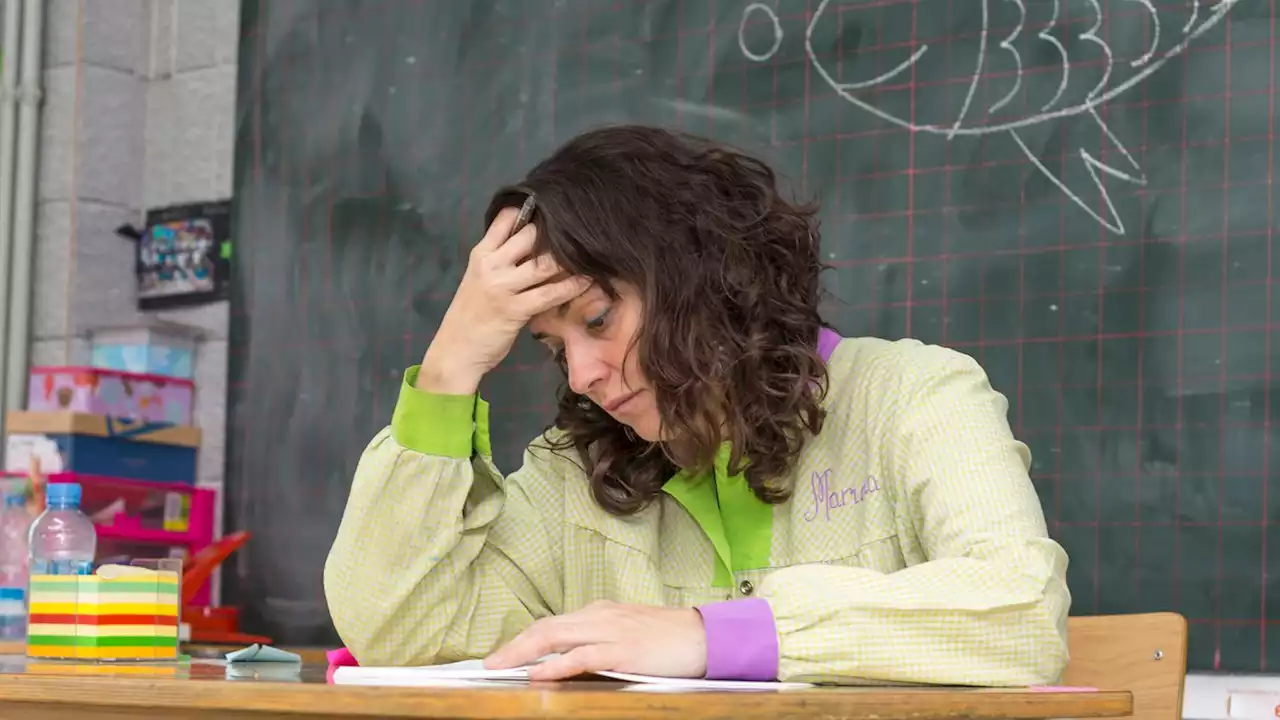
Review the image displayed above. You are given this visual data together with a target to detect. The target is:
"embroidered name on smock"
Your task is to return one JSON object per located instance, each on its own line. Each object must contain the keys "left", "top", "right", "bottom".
{"left": 803, "top": 470, "right": 881, "bottom": 522}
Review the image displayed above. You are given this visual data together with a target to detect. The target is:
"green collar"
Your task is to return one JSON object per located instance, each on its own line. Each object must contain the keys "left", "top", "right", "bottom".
{"left": 661, "top": 443, "right": 774, "bottom": 587}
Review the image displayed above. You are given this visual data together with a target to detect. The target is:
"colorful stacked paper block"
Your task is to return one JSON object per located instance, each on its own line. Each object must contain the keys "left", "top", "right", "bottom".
{"left": 26, "top": 572, "right": 180, "bottom": 660}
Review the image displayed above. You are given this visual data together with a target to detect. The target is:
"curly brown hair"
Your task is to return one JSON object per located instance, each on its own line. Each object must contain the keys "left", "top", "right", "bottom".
{"left": 484, "top": 125, "right": 829, "bottom": 516}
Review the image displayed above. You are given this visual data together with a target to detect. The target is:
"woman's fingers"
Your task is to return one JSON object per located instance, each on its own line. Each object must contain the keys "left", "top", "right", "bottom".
{"left": 485, "top": 614, "right": 602, "bottom": 670}
{"left": 525, "top": 644, "right": 621, "bottom": 681}
{"left": 516, "top": 275, "right": 591, "bottom": 316}
{"left": 468, "top": 208, "right": 587, "bottom": 318}
{"left": 488, "top": 221, "right": 538, "bottom": 267}
{"left": 472, "top": 206, "right": 521, "bottom": 255}
{"left": 508, "top": 253, "right": 566, "bottom": 292}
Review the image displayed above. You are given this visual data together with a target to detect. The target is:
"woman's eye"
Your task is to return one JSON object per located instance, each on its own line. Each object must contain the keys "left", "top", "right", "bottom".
{"left": 586, "top": 307, "right": 610, "bottom": 331}
{"left": 552, "top": 348, "right": 566, "bottom": 363}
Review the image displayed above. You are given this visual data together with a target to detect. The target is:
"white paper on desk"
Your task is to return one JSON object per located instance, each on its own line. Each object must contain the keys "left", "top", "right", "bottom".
{"left": 332, "top": 671, "right": 527, "bottom": 688}
{"left": 598, "top": 670, "right": 812, "bottom": 691}
{"left": 331, "top": 657, "right": 814, "bottom": 691}
{"left": 332, "top": 659, "right": 531, "bottom": 684}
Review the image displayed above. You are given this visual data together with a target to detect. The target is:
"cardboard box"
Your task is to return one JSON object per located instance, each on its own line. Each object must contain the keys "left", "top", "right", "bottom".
{"left": 5, "top": 412, "right": 200, "bottom": 485}
{"left": 88, "top": 324, "right": 200, "bottom": 380}
{"left": 28, "top": 366, "right": 194, "bottom": 426}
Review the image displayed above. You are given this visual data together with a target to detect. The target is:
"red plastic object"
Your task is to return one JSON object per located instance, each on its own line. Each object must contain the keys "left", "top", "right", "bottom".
{"left": 182, "top": 605, "right": 272, "bottom": 645}
{"left": 180, "top": 532, "right": 271, "bottom": 645}
{"left": 182, "top": 530, "right": 249, "bottom": 605}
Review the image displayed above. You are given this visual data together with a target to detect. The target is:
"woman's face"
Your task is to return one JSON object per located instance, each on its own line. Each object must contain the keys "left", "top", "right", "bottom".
{"left": 528, "top": 281, "right": 662, "bottom": 441}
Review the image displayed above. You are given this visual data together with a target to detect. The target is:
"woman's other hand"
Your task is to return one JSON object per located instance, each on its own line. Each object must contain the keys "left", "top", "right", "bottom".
{"left": 419, "top": 206, "right": 589, "bottom": 395}
{"left": 483, "top": 600, "right": 709, "bottom": 681}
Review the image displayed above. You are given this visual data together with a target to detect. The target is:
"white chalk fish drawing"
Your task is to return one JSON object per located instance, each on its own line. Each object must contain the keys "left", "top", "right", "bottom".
{"left": 738, "top": 0, "right": 1244, "bottom": 234}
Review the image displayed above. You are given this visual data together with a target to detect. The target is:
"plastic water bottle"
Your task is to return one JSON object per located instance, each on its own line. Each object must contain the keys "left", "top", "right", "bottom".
{"left": 28, "top": 483, "right": 96, "bottom": 577}
{"left": 0, "top": 494, "right": 30, "bottom": 639}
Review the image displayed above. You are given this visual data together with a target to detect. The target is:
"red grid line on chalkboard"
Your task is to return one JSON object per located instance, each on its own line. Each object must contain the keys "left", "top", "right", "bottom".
{"left": 1176, "top": 0, "right": 1192, "bottom": 667}
{"left": 1215, "top": 12, "right": 1232, "bottom": 669}
{"left": 1262, "top": 0, "right": 1275, "bottom": 672}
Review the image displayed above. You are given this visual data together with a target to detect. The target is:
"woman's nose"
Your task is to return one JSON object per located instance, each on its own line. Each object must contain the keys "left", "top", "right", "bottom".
{"left": 565, "top": 345, "right": 607, "bottom": 396}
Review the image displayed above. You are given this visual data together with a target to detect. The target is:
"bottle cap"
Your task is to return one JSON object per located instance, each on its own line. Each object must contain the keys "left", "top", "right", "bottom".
{"left": 45, "top": 482, "right": 81, "bottom": 508}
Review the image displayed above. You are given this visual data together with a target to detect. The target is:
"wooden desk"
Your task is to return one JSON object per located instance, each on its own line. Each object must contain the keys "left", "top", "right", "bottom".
{"left": 0, "top": 654, "right": 1133, "bottom": 720}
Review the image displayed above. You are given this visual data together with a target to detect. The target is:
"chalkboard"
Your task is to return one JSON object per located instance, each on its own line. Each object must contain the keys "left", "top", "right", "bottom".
{"left": 227, "top": 0, "right": 1279, "bottom": 670}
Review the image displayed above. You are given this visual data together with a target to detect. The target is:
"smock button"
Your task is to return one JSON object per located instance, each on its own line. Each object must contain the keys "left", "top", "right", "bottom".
{"left": 739, "top": 580, "right": 754, "bottom": 596}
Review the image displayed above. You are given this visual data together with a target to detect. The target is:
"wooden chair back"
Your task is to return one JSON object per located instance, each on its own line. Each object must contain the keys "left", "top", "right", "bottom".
{"left": 1063, "top": 612, "right": 1188, "bottom": 720}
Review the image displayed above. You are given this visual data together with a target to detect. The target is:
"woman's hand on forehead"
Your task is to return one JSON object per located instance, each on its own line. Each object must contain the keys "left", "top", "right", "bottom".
{"left": 416, "top": 208, "right": 590, "bottom": 394}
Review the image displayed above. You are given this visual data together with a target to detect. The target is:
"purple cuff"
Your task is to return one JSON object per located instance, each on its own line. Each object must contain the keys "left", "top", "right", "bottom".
{"left": 694, "top": 597, "right": 779, "bottom": 681}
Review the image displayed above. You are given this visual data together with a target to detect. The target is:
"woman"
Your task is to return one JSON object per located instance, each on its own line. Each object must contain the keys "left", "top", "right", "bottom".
{"left": 324, "top": 125, "right": 1070, "bottom": 685}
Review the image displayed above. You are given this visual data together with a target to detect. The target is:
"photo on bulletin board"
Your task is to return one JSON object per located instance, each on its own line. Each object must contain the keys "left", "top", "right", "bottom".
{"left": 136, "top": 200, "right": 232, "bottom": 310}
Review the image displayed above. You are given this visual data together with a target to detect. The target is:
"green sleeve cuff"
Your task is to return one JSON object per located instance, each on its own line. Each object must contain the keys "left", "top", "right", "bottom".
{"left": 391, "top": 365, "right": 492, "bottom": 458}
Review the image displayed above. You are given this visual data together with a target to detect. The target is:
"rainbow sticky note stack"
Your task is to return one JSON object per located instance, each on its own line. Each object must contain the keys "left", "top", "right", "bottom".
{"left": 26, "top": 566, "right": 180, "bottom": 661}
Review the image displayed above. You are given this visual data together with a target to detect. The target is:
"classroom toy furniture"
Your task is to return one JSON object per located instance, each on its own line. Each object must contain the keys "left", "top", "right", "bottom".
{"left": 26, "top": 367, "right": 194, "bottom": 426}
{"left": 34, "top": 472, "right": 214, "bottom": 544}
{"left": 1063, "top": 612, "right": 1188, "bottom": 720}
{"left": 0, "top": 471, "right": 217, "bottom": 606}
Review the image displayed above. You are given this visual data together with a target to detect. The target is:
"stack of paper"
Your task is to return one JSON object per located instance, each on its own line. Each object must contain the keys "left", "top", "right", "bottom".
{"left": 330, "top": 657, "right": 814, "bottom": 692}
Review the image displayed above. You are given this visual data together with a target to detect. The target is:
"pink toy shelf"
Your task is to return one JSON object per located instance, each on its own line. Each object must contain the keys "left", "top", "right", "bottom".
{"left": 27, "top": 366, "right": 194, "bottom": 426}
{"left": 2, "top": 471, "right": 216, "bottom": 604}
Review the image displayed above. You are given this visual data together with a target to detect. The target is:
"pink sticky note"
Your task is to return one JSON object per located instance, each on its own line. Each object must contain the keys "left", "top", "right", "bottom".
{"left": 326, "top": 647, "right": 359, "bottom": 667}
